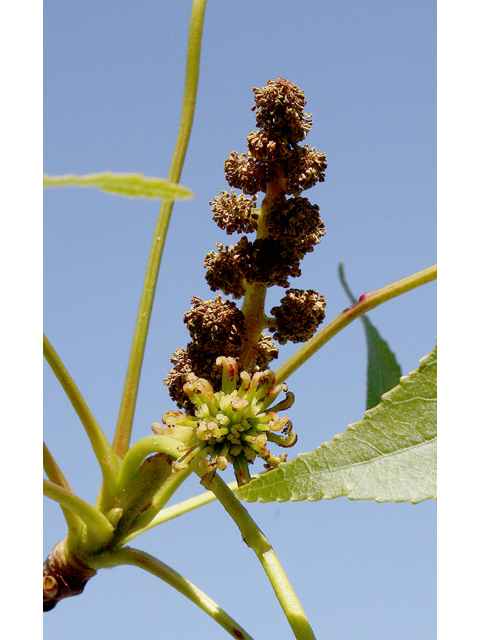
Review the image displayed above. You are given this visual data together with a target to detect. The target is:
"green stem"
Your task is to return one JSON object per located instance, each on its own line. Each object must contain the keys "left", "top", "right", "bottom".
{"left": 114, "top": 435, "right": 184, "bottom": 493}
{"left": 198, "top": 470, "right": 317, "bottom": 640}
{"left": 43, "top": 443, "right": 84, "bottom": 545}
{"left": 102, "top": 546, "right": 255, "bottom": 640}
{"left": 240, "top": 282, "right": 269, "bottom": 369}
{"left": 43, "top": 334, "right": 119, "bottom": 498}
{"left": 239, "top": 181, "right": 282, "bottom": 369}
{"left": 43, "top": 480, "right": 114, "bottom": 550}
{"left": 275, "top": 264, "right": 437, "bottom": 384}
{"left": 113, "top": 0, "right": 208, "bottom": 457}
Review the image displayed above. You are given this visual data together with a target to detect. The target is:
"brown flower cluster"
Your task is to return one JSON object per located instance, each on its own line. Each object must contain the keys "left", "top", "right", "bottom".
{"left": 210, "top": 189, "right": 259, "bottom": 235}
{"left": 252, "top": 77, "right": 312, "bottom": 143}
{"left": 183, "top": 296, "right": 245, "bottom": 354}
{"left": 165, "top": 78, "right": 327, "bottom": 409}
{"left": 223, "top": 79, "right": 326, "bottom": 196}
{"left": 207, "top": 79, "right": 327, "bottom": 297}
{"left": 270, "top": 289, "right": 326, "bottom": 345}
{"left": 204, "top": 235, "right": 304, "bottom": 294}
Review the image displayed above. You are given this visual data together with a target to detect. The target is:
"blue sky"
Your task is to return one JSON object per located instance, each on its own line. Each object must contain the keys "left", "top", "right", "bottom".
{"left": 43, "top": 1, "right": 436, "bottom": 638}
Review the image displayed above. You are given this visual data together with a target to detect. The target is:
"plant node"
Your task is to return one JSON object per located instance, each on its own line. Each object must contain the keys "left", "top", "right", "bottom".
{"left": 43, "top": 540, "right": 97, "bottom": 612}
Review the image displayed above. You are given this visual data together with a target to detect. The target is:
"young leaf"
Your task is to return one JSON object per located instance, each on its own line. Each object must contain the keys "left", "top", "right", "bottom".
{"left": 237, "top": 346, "right": 437, "bottom": 504}
{"left": 339, "top": 264, "right": 402, "bottom": 409}
{"left": 43, "top": 172, "right": 193, "bottom": 200}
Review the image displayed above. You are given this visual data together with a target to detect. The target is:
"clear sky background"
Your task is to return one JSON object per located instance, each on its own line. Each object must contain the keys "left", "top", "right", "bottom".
{"left": 43, "top": 1, "right": 437, "bottom": 639}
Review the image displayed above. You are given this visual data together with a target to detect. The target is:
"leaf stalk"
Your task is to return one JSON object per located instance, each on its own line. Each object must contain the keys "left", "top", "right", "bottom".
{"left": 275, "top": 264, "right": 437, "bottom": 383}
{"left": 113, "top": 0, "right": 208, "bottom": 457}
{"left": 43, "top": 334, "right": 120, "bottom": 499}
{"left": 43, "top": 443, "right": 84, "bottom": 545}
{"left": 198, "top": 469, "right": 317, "bottom": 640}
{"left": 43, "top": 480, "right": 114, "bottom": 550}
{"left": 101, "top": 546, "right": 256, "bottom": 640}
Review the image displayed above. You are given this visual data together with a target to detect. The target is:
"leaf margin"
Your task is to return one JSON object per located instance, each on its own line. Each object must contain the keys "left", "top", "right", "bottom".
{"left": 237, "top": 346, "right": 437, "bottom": 505}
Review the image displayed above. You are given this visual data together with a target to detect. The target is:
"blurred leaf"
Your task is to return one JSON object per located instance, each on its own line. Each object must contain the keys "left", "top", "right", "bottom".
{"left": 339, "top": 263, "right": 402, "bottom": 409}
{"left": 43, "top": 172, "right": 193, "bottom": 200}
{"left": 237, "top": 346, "right": 437, "bottom": 504}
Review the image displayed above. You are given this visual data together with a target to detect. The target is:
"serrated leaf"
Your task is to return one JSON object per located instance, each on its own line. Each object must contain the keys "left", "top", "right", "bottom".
{"left": 339, "top": 264, "right": 402, "bottom": 409}
{"left": 43, "top": 172, "right": 193, "bottom": 200}
{"left": 237, "top": 346, "right": 437, "bottom": 504}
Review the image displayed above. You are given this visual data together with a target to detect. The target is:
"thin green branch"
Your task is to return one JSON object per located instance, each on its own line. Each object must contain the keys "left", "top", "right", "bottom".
{"left": 120, "top": 470, "right": 195, "bottom": 541}
{"left": 123, "top": 479, "right": 239, "bottom": 542}
{"left": 43, "top": 480, "right": 114, "bottom": 549}
{"left": 166, "top": 0, "right": 208, "bottom": 185}
{"left": 43, "top": 443, "right": 84, "bottom": 545}
{"left": 113, "top": 0, "right": 208, "bottom": 457}
{"left": 275, "top": 264, "right": 437, "bottom": 384}
{"left": 113, "top": 438, "right": 203, "bottom": 541}
{"left": 103, "top": 546, "right": 255, "bottom": 640}
{"left": 43, "top": 334, "right": 120, "bottom": 499}
{"left": 198, "top": 469, "right": 317, "bottom": 640}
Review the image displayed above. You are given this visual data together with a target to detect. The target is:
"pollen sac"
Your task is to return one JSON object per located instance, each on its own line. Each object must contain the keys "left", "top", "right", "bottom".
{"left": 224, "top": 150, "right": 268, "bottom": 195}
{"left": 264, "top": 196, "right": 325, "bottom": 254}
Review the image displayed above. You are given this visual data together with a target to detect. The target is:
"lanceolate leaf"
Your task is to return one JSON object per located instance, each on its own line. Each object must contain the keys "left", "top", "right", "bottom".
{"left": 339, "top": 264, "right": 402, "bottom": 410}
{"left": 43, "top": 172, "right": 193, "bottom": 200}
{"left": 362, "top": 314, "right": 402, "bottom": 410}
{"left": 237, "top": 346, "right": 437, "bottom": 504}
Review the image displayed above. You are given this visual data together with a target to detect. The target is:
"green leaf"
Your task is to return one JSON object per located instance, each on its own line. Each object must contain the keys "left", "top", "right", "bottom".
{"left": 43, "top": 172, "right": 193, "bottom": 200}
{"left": 339, "top": 264, "right": 402, "bottom": 409}
{"left": 237, "top": 346, "right": 437, "bottom": 504}
{"left": 363, "top": 314, "right": 402, "bottom": 409}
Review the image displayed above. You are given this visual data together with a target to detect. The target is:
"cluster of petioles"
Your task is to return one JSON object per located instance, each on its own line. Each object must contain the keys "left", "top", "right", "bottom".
{"left": 163, "top": 78, "right": 327, "bottom": 486}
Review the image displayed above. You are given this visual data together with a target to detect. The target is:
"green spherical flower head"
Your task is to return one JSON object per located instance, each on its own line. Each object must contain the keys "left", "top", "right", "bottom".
{"left": 161, "top": 357, "right": 296, "bottom": 487}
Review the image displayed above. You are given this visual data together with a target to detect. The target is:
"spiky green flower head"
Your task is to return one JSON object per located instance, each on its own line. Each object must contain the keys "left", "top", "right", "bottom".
{"left": 161, "top": 356, "right": 296, "bottom": 486}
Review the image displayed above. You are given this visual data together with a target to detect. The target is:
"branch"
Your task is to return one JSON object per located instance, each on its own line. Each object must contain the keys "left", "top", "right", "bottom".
{"left": 275, "top": 264, "right": 437, "bottom": 383}
{"left": 123, "top": 480, "right": 240, "bottom": 542}
{"left": 114, "top": 435, "right": 183, "bottom": 493}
